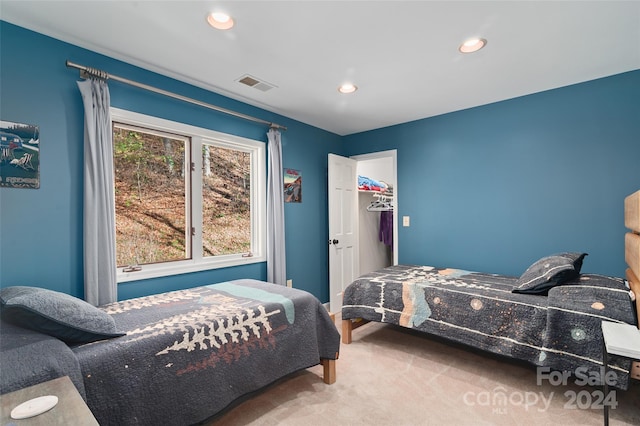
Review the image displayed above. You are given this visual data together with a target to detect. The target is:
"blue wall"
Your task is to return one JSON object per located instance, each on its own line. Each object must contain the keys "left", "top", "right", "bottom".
{"left": 2, "top": 21, "right": 638, "bottom": 303}
{"left": 345, "top": 70, "right": 640, "bottom": 277}
{"left": 0, "top": 22, "right": 343, "bottom": 302}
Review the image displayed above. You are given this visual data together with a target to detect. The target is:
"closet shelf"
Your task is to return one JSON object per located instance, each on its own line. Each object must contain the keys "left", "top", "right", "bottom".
{"left": 359, "top": 189, "right": 391, "bottom": 194}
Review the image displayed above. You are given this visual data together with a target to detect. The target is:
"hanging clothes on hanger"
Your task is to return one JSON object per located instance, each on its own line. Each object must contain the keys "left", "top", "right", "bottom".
{"left": 379, "top": 210, "right": 393, "bottom": 247}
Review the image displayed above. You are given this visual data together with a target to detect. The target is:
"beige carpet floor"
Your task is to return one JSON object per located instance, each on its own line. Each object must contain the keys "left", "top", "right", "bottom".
{"left": 207, "top": 318, "right": 640, "bottom": 426}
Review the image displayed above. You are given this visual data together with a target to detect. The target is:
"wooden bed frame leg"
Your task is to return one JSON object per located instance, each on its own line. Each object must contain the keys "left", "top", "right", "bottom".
{"left": 342, "top": 319, "right": 353, "bottom": 344}
{"left": 341, "top": 318, "right": 370, "bottom": 344}
{"left": 321, "top": 359, "right": 336, "bottom": 384}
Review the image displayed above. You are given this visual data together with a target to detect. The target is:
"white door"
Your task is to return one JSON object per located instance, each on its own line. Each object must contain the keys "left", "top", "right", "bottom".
{"left": 328, "top": 153, "right": 358, "bottom": 314}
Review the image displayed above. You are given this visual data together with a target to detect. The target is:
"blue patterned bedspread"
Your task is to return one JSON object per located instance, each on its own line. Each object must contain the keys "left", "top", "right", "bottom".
{"left": 342, "top": 265, "right": 637, "bottom": 389}
{"left": 72, "top": 279, "right": 340, "bottom": 425}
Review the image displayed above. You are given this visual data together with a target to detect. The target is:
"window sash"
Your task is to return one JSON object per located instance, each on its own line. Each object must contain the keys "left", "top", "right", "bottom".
{"left": 113, "top": 122, "right": 192, "bottom": 266}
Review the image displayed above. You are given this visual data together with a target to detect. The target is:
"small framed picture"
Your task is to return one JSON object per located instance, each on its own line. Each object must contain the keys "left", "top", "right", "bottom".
{"left": 284, "top": 168, "right": 302, "bottom": 203}
{"left": 1, "top": 120, "right": 40, "bottom": 189}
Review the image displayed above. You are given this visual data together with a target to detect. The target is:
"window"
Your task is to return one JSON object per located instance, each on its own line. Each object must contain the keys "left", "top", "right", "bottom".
{"left": 111, "top": 108, "right": 266, "bottom": 282}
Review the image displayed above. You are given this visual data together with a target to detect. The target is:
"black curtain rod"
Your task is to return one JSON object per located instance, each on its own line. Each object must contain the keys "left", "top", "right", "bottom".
{"left": 66, "top": 60, "right": 286, "bottom": 131}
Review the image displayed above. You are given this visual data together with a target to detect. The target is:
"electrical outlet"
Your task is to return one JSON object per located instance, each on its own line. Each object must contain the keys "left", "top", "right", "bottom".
{"left": 403, "top": 216, "right": 410, "bottom": 227}
{"left": 286, "top": 279, "right": 293, "bottom": 288}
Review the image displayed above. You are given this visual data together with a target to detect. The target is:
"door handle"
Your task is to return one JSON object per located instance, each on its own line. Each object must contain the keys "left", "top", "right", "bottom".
{"left": 332, "top": 239, "right": 339, "bottom": 244}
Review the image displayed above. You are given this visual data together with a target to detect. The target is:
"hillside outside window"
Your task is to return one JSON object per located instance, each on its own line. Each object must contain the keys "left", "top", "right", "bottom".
{"left": 111, "top": 108, "right": 266, "bottom": 282}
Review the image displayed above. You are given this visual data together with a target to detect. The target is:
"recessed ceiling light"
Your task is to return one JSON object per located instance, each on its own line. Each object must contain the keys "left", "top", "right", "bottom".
{"left": 338, "top": 83, "right": 358, "bottom": 94}
{"left": 459, "top": 38, "right": 487, "bottom": 53}
{"left": 207, "top": 12, "right": 234, "bottom": 30}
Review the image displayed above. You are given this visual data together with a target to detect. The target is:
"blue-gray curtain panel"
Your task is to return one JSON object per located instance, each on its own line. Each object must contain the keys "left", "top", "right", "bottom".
{"left": 266, "top": 128, "right": 286, "bottom": 285}
{"left": 77, "top": 78, "right": 117, "bottom": 305}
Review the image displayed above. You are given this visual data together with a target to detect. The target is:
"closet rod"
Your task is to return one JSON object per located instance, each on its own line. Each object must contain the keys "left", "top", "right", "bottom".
{"left": 65, "top": 60, "right": 287, "bottom": 131}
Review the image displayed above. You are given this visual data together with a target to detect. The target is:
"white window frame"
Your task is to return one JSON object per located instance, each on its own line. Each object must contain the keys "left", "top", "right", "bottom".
{"left": 111, "top": 107, "right": 266, "bottom": 283}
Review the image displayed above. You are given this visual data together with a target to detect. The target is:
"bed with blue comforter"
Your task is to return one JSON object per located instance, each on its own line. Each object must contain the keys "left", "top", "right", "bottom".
{"left": 1, "top": 279, "right": 340, "bottom": 425}
{"left": 341, "top": 261, "right": 638, "bottom": 389}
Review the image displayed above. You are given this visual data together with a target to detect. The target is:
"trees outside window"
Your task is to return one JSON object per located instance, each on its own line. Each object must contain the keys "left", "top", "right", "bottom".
{"left": 111, "top": 108, "right": 265, "bottom": 282}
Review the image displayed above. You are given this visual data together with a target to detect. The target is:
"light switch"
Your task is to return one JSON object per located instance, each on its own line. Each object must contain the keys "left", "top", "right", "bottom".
{"left": 403, "top": 216, "right": 410, "bottom": 227}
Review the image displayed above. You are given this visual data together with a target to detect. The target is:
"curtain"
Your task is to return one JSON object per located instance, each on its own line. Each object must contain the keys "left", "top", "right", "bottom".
{"left": 78, "top": 78, "right": 117, "bottom": 305}
{"left": 266, "top": 128, "right": 286, "bottom": 285}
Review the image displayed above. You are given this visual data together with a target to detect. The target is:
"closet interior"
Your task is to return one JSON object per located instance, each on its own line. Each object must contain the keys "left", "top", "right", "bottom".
{"left": 357, "top": 155, "right": 395, "bottom": 276}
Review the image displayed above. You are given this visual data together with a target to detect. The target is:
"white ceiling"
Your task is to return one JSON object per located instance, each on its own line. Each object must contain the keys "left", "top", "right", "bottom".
{"left": 2, "top": 1, "right": 639, "bottom": 136}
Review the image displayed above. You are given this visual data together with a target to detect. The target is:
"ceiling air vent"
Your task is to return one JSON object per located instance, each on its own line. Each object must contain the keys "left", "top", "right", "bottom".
{"left": 237, "top": 74, "right": 276, "bottom": 92}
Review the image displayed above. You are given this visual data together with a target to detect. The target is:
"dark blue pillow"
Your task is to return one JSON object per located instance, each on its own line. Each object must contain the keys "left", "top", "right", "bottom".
{"left": 512, "top": 252, "right": 588, "bottom": 295}
{"left": 0, "top": 286, "right": 124, "bottom": 343}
